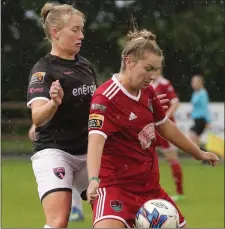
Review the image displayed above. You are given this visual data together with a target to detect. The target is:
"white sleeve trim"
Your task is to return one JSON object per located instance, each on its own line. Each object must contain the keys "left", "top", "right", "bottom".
{"left": 27, "top": 97, "right": 50, "bottom": 108}
{"left": 89, "top": 130, "right": 108, "bottom": 139}
{"left": 170, "top": 97, "right": 179, "bottom": 104}
{"left": 154, "top": 115, "right": 168, "bottom": 126}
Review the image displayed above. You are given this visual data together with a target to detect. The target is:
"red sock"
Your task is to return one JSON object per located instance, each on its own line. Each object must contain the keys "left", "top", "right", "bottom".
{"left": 170, "top": 160, "right": 183, "bottom": 195}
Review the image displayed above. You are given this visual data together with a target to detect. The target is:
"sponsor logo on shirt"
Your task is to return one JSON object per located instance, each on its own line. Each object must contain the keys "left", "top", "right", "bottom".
{"left": 29, "top": 72, "right": 46, "bottom": 85}
{"left": 89, "top": 114, "right": 104, "bottom": 129}
{"left": 91, "top": 103, "right": 107, "bottom": 112}
{"left": 72, "top": 83, "right": 96, "bottom": 96}
{"left": 29, "top": 88, "right": 44, "bottom": 93}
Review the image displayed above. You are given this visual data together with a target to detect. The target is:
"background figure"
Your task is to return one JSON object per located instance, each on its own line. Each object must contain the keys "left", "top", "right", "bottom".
{"left": 69, "top": 188, "right": 84, "bottom": 222}
{"left": 151, "top": 70, "right": 184, "bottom": 202}
{"left": 189, "top": 74, "right": 211, "bottom": 163}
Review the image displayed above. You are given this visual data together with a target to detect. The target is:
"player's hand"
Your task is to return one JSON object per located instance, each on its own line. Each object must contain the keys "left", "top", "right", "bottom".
{"left": 87, "top": 180, "right": 99, "bottom": 204}
{"left": 157, "top": 94, "right": 169, "bottom": 110}
{"left": 50, "top": 80, "right": 64, "bottom": 106}
{"left": 28, "top": 124, "right": 36, "bottom": 141}
{"left": 200, "top": 151, "right": 219, "bottom": 167}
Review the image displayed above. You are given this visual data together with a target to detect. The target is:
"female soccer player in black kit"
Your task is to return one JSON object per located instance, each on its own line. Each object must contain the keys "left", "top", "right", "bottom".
{"left": 27, "top": 2, "right": 170, "bottom": 228}
{"left": 26, "top": 3, "right": 97, "bottom": 228}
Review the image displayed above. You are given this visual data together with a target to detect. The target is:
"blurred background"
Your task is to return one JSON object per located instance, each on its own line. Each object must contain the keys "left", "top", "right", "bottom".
{"left": 1, "top": 0, "right": 224, "bottom": 228}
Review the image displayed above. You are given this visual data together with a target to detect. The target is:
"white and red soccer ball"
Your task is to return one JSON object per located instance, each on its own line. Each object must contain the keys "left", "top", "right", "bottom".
{"left": 135, "top": 199, "right": 179, "bottom": 228}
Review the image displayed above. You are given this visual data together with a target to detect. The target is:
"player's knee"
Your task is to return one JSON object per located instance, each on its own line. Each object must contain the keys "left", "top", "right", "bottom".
{"left": 46, "top": 214, "right": 69, "bottom": 228}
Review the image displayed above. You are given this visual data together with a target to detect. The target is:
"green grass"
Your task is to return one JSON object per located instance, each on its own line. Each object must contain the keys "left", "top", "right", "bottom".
{"left": 1, "top": 139, "right": 32, "bottom": 153}
{"left": 1, "top": 158, "right": 224, "bottom": 228}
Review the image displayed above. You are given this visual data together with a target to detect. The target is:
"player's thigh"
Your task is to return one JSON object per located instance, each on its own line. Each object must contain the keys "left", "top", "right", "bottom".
{"left": 42, "top": 191, "right": 72, "bottom": 228}
{"left": 158, "top": 188, "right": 186, "bottom": 228}
{"left": 94, "top": 219, "right": 126, "bottom": 228}
{"left": 31, "top": 149, "right": 74, "bottom": 226}
{"left": 73, "top": 155, "right": 89, "bottom": 195}
{"left": 92, "top": 187, "right": 138, "bottom": 228}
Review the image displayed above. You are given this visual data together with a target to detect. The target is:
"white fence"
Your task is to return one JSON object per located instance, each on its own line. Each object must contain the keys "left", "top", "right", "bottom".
{"left": 174, "top": 102, "right": 224, "bottom": 143}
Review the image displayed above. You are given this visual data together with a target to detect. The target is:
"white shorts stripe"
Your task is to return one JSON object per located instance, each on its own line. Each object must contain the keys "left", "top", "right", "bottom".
{"left": 100, "top": 188, "right": 106, "bottom": 217}
{"left": 103, "top": 82, "right": 116, "bottom": 96}
{"left": 96, "top": 188, "right": 103, "bottom": 218}
{"left": 179, "top": 220, "right": 186, "bottom": 228}
{"left": 95, "top": 189, "right": 101, "bottom": 219}
{"left": 96, "top": 188, "right": 106, "bottom": 219}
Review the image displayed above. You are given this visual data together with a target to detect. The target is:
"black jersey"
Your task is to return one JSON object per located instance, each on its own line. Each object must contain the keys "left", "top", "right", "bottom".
{"left": 27, "top": 53, "right": 97, "bottom": 155}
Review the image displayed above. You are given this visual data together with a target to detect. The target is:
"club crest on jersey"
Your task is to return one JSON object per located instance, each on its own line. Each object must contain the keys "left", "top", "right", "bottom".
{"left": 29, "top": 72, "right": 46, "bottom": 85}
{"left": 138, "top": 123, "right": 155, "bottom": 150}
{"left": 53, "top": 167, "right": 65, "bottom": 179}
{"left": 148, "top": 99, "right": 153, "bottom": 112}
{"left": 110, "top": 200, "right": 123, "bottom": 212}
{"left": 89, "top": 114, "right": 104, "bottom": 129}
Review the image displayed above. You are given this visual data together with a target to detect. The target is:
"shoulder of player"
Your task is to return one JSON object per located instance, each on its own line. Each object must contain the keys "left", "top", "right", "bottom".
{"left": 147, "top": 84, "right": 155, "bottom": 93}
{"left": 93, "top": 79, "right": 117, "bottom": 101}
{"left": 200, "top": 89, "right": 209, "bottom": 97}
{"left": 78, "top": 55, "right": 94, "bottom": 67}
{"left": 159, "top": 76, "right": 170, "bottom": 84}
{"left": 28, "top": 56, "right": 54, "bottom": 85}
{"left": 29, "top": 56, "right": 52, "bottom": 77}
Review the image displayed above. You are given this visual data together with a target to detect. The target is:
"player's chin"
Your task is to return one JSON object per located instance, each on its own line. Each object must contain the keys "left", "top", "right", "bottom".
{"left": 72, "top": 46, "right": 81, "bottom": 54}
{"left": 141, "top": 83, "right": 150, "bottom": 89}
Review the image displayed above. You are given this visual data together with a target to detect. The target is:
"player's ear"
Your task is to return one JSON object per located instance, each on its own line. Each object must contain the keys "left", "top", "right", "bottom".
{"left": 51, "top": 28, "right": 60, "bottom": 40}
{"left": 125, "top": 56, "right": 136, "bottom": 70}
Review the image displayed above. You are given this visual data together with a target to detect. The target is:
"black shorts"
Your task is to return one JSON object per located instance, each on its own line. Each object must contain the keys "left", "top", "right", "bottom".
{"left": 190, "top": 118, "right": 207, "bottom": 136}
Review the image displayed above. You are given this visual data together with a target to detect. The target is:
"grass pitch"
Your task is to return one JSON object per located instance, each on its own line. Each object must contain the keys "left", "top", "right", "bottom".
{"left": 1, "top": 158, "right": 224, "bottom": 228}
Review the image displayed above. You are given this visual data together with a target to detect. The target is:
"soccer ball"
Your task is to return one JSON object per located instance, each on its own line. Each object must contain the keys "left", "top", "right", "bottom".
{"left": 135, "top": 199, "right": 179, "bottom": 228}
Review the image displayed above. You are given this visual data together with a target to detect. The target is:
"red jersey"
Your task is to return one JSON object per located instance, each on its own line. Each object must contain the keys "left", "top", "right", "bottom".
{"left": 150, "top": 76, "right": 179, "bottom": 122}
{"left": 88, "top": 74, "right": 167, "bottom": 193}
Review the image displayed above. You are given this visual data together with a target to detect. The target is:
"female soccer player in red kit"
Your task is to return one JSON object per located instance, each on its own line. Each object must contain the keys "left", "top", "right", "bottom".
{"left": 151, "top": 71, "right": 184, "bottom": 201}
{"left": 86, "top": 29, "right": 219, "bottom": 228}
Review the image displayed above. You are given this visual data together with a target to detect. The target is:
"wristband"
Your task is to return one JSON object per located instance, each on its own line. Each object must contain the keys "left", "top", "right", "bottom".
{"left": 89, "top": 176, "right": 100, "bottom": 183}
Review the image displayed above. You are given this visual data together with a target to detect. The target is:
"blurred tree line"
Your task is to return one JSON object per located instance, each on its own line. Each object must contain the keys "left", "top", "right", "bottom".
{"left": 2, "top": 0, "right": 225, "bottom": 102}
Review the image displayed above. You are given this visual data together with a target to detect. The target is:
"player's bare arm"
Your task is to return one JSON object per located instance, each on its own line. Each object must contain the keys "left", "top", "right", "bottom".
{"left": 87, "top": 133, "right": 106, "bottom": 203}
{"left": 31, "top": 80, "right": 63, "bottom": 127}
{"left": 31, "top": 100, "right": 58, "bottom": 127}
{"left": 156, "top": 119, "right": 219, "bottom": 166}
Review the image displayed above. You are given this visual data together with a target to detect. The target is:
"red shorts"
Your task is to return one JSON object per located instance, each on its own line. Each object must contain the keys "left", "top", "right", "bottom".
{"left": 155, "top": 132, "right": 177, "bottom": 152}
{"left": 92, "top": 187, "right": 186, "bottom": 228}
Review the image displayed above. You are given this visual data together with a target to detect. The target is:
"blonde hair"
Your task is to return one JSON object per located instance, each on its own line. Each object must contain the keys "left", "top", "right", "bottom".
{"left": 121, "top": 29, "right": 163, "bottom": 71}
{"left": 41, "top": 2, "right": 85, "bottom": 41}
